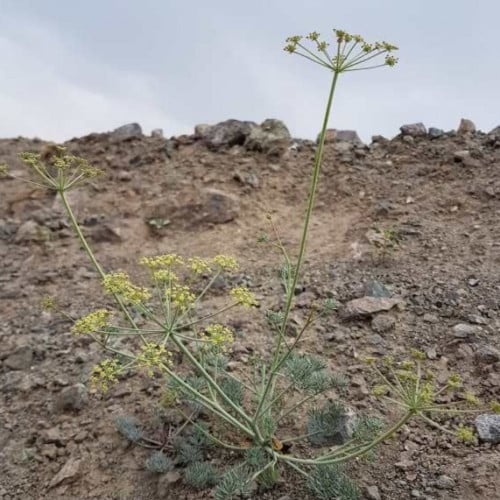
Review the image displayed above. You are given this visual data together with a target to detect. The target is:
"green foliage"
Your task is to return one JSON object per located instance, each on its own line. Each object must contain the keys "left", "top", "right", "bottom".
{"left": 214, "top": 466, "right": 253, "bottom": 500}
{"left": 114, "top": 415, "right": 143, "bottom": 443}
{"left": 145, "top": 451, "right": 174, "bottom": 474}
{"left": 307, "top": 464, "right": 359, "bottom": 500}
{"left": 184, "top": 462, "right": 219, "bottom": 490}
{"left": 221, "top": 377, "right": 244, "bottom": 408}
{"left": 307, "top": 401, "right": 351, "bottom": 446}
{"left": 173, "top": 438, "right": 204, "bottom": 465}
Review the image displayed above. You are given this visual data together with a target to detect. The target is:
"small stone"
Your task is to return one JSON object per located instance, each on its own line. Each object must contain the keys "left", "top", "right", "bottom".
{"left": 365, "top": 485, "right": 381, "bottom": 500}
{"left": 400, "top": 123, "right": 427, "bottom": 137}
{"left": 475, "top": 414, "right": 500, "bottom": 443}
{"left": 457, "top": 118, "right": 476, "bottom": 135}
{"left": 423, "top": 313, "right": 439, "bottom": 324}
{"left": 371, "top": 314, "right": 396, "bottom": 333}
{"left": 395, "top": 459, "right": 415, "bottom": 470}
{"left": 111, "top": 123, "right": 142, "bottom": 140}
{"left": 15, "top": 220, "right": 47, "bottom": 243}
{"left": 151, "top": 128, "right": 164, "bottom": 138}
{"left": 245, "top": 118, "right": 291, "bottom": 156}
{"left": 341, "top": 297, "right": 401, "bottom": 320}
{"left": 321, "top": 129, "right": 363, "bottom": 145}
{"left": 364, "top": 280, "right": 391, "bottom": 298}
{"left": 54, "top": 383, "right": 88, "bottom": 412}
{"left": 41, "top": 444, "right": 58, "bottom": 460}
{"left": 88, "top": 223, "right": 122, "bottom": 244}
{"left": 475, "top": 345, "right": 500, "bottom": 365}
{"left": 428, "top": 127, "right": 444, "bottom": 139}
{"left": 117, "top": 170, "right": 132, "bottom": 181}
{"left": 49, "top": 458, "right": 81, "bottom": 488}
{"left": 435, "top": 475, "right": 455, "bottom": 490}
{"left": 452, "top": 323, "right": 482, "bottom": 340}
{"left": 453, "top": 150, "right": 471, "bottom": 162}
{"left": 4, "top": 345, "right": 33, "bottom": 371}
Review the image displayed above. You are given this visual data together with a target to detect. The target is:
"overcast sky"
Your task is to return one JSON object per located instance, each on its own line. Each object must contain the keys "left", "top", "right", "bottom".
{"left": 1, "top": 0, "right": 498, "bottom": 142}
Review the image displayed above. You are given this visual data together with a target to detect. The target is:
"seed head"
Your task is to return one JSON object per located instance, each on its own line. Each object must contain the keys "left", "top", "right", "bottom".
{"left": 90, "top": 359, "right": 121, "bottom": 393}
{"left": 136, "top": 343, "right": 172, "bottom": 377}
{"left": 102, "top": 272, "right": 151, "bottom": 304}
{"left": 204, "top": 324, "right": 235, "bottom": 352}
{"left": 212, "top": 255, "right": 239, "bottom": 271}
{"left": 72, "top": 309, "right": 111, "bottom": 335}
{"left": 230, "top": 286, "right": 258, "bottom": 307}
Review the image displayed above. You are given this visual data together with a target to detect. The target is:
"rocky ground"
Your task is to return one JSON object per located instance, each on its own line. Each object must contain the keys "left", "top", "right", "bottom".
{"left": 0, "top": 118, "right": 499, "bottom": 500}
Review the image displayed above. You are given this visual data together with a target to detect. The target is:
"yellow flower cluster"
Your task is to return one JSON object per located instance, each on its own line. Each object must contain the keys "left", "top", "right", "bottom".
{"left": 204, "top": 324, "right": 234, "bottom": 352}
{"left": 90, "top": 359, "right": 121, "bottom": 393}
{"left": 102, "top": 272, "right": 151, "bottom": 304}
{"left": 40, "top": 295, "right": 56, "bottom": 311}
{"left": 166, "top": 284, "right": 196, "bottom": 310}
{"left": 212, "top": 255, "right": 239, "bottom": 271}
{"left": 72, "top": 309, "right": 111, "bottom": 335}
{"left": 230, "top": 287, "right": 258, "bottom": 307}
{"left": 187, "top": 257, "right": 212, "bottom": 274}
{"left": 136, "top": 342, "right": 172, "bottom": 377}
{"left": 456, "top": 425, "right": 475, "bottom": 443}
{"left": 139, "top": 253, "right": 183, "bottom": 270}
{"left": 447, "top": 374, "right": 463, "bottom": 390}
{"left": 152, "top": 269, "right": 179, "bottom": 283}
{"left": 0, "top": 164, "right": 8, "bottom": 176}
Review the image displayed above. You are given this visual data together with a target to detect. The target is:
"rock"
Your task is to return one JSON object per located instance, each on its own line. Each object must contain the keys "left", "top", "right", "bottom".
{"left": 321, "top": 129, "right": 363, "bottom": 145}
{"left": 457, "top": 118, "right": 476, "bottom": 135}
{"left": 15, "top": 220, "right": 47, "bottom": 243}
{"left": 488, "top": 125, "right": 500, "bottom": 137}
{"left": 49, "top": 458, "right": 81, "bottom": 488}
{"left": 54, "top": 383, "right": 88, "bottom": 412}
{"left": 87, "top": 223, "right": 122, "bottom": 243}
{"left": 151, "top": 128, "right": 164, "bottom": 138}
{"left": 157, "top": 470, "right": 182, "bottom": 496}
{"left": 371, "top": 314, "right": 396, "bottom": 333}
{"left": 400, "top": 123, "right": 427, "bottom": 137}
{"left": 200, "top": 189, "right": 239, "bottom": 224}
{"left": 4, "top": 345, "right": 33, "bottom": 371}
{"left": 245, "top": 118, "right": 291, "bottom": 155}
{"left": 365, "top": 485, "right": 382, "bottom": 500}
{"left": 435, "top": 475, "right": 455, "bottom": 490}
{"left": 365, "top": 280, "right": 391, "bottom": 298}
{"left": 475, "top": 345, "right": 500, "bottom": 364}
{"left": 199, "top": 119, "right": 256, "bottom": 149}
{"left": 309, "top": 406, "right": 357, "bottom": 446}
{"left": 111, "top": 123, "right": 142, "bottom": 140}
{"left": 453, "top": 150, "right": 471, "bottom": 162}
{"left": 428, "top": 127, "right": 445, "bottom": 139}
{"left": 423, "top": 313, "right": 439, "bottom": 324}
{"left": 452, "top": 323, "right": 482, "bottom": 340}
{"left": 475, "top": 414, "right": 500, "bottom": 444}
{"left": 341, "top": 297, "right": 401, "bottom": 320}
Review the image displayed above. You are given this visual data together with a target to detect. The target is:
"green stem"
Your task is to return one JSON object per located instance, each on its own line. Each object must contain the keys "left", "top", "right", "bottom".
{"left": 253, "top": 66, "right": 339, "bottom": 421}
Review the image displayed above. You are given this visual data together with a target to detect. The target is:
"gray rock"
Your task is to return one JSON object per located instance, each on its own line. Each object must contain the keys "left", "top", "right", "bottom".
{"left": 151, "top": 128, "right": 164, "bottom": 138}
{"left": 453, "top": 150, "right": 471, "bottom": 162}
{"left": 423, "top": 313, "right": 439, "bottom": 324}
{"left": 54, "top": 383, "right": 88, "bottom": 412}
{"left": 49, "top": 458, "right": 81, "bottom": 488}
{"left": 457, "top": 118, "right": 476, "bottom": 135}
{"left": 428, "top": 127, "right": 445, "bottom": 139}
{"left": 194, "top": 123, "right": 212, "bottom": 138}
{"left": 245, "top": 118, "right": 291, "bottom": 155}
{"left": 475, "top": 345, "right": 500, "bottom": 364}
{"left": 308, "top": 406, "right": 357, "bottom": 446}
{"left": 475, "top": 414, "right": 500, "bottom": 443}
{"left": 4, "top": 345, "right": 33, "bottom": 371}
{"left": 371, "top": 314, "right": 396, "bottom": 333}
{"left": 15, "top": 220, "right": 47, "bottom": 243}
{"left": 365, "top": 485, "right": 382, "bottom": 500}
{"left": 488, "top": 125, "right": 500, "bottom": 137}
{"left": 321, "top": 129, "right": 363, "bottom": 145}
{"left": 365, "top": 280, "right": 391, "bottom": 298}
{"left": 200, "top": 189, "right": 239, "bottom": 224}
{"left": 452, "top": 323, "right": 482, "bottom": 340}
{"left": 111, "top": 123, "right": 142, "bottom": 140}
{"left": 435, "top": 475, "right": 455, "bottom": 490}
{"left": 199, "top": 119, "right": 256, "bottom": 149}
{"left": 341, "top": 297, "right": 401, "bottom": 320}
{"left": 400, "top": 123, "right": 427, "bottom": 137}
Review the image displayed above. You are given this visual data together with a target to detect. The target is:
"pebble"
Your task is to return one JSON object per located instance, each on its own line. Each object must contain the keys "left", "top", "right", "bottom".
{"left": 435, "top": 475, "right": 455, "bottom": 489}
{"left": 365, "top": 485, "right": 382, "bottom": 500}
{"left": 4, "top": 345, "right": 33, "bottom": 371}
{"left": 475, "top": 414, "right": 500, "bottom": 443}
{"left": 452, "top": 323, "right": 482, "bottom": 340}
{"left": 371, "top": 314, "right": 396, "bottom": 333}
{"left": 54, "top": 383, "right": 88, "bottom": 412}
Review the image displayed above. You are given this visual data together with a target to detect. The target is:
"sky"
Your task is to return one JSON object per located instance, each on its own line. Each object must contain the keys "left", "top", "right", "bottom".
{"left": 0, "top": 0, "right": 498, "bottom": 143}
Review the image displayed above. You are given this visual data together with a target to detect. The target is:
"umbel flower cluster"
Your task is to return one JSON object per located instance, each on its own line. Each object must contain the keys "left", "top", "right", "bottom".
{"left": 284, "top": 29, "right": 398, "bottom": 72}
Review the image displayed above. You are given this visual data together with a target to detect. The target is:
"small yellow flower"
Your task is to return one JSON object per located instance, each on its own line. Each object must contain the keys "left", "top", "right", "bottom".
{"left": 40, "top": 295, "right": 56, "bottom": 311}
{"left": 166, "top": 284, "right": 196, "bottom": 310}
{"left": 89, "top": 359, "right": 121, "bottom": 393}
{"left": 463, "top": 391, "right": 481, "bottom": 406}
{"left": 410, "top": 349, "right": 426, "bottom": 361}
{"left": 372, "top": 385, "right": 389, "bottom": 397}
{"left": 81, "top": 164, "right": 103, "bottom": 178}
{"left": 490, "top": 401, "right": 500, "bottom": 414}
{"left": 187, "top": 257, "right": 212, "bottom": 274}
{"left": 400, "top": 360, "right": 415, "bottom": 370}
{"left": 102, "top": 272, "right": 151, "bottom": 304}
{"left": 361, "top": 356, "right": 377, "bottom": 365}
{"left": 419, "top": 382, "right": 435, "bottom": 405}
{"left": 446, "top": 374, "right": 462, "bottom": 390}
{"left": 152, "top": 269, "right": 178, "bottom": 283}
{"left": 230, "top": 287, "right": 258, "bottom": 307}
{"left": 136, "top": 343, "right": 172, "bottom": 377}
{"left": 212, "top": 255, "right": 239, "bottom": 271}
{"left": 72, "top": 309, "right": 111, "bottom": 335}
{"left": 139, "top": 254, "right": 183, "bottom": 270}
{"left": 0, "top": 164, "right": 8, "bottom": 176}
{"left": 456, "top": 425, "right": 475, "bottom": 444}
{"left": 204, "top": 324, "right": 234, "bottom": 352}
{"left": 382, "top": 355, "right": 394, "bottom": 367}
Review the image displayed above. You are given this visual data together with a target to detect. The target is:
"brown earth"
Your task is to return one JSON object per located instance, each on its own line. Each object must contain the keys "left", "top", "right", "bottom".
{"left": 0, "top": 124, "right": 499, "bottom": 500}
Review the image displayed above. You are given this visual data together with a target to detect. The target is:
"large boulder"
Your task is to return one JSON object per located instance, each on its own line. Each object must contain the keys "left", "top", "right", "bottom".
{"left": 320, "top": 129, "right": 363, "bottom": 145}
{"left": 245, "top": 118, "right": 291, "bottom": 155}
{"left": 400, "top": 122, "right": 427, "bottom": 137}
{"left": 196, "top": 119, "right": 256, "bottom": 150}
{"left": 457, "top": 118, "right": 476, "bottom": 135}
{"left": 111, "top": 123, "right": 143, "bottom": 140}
